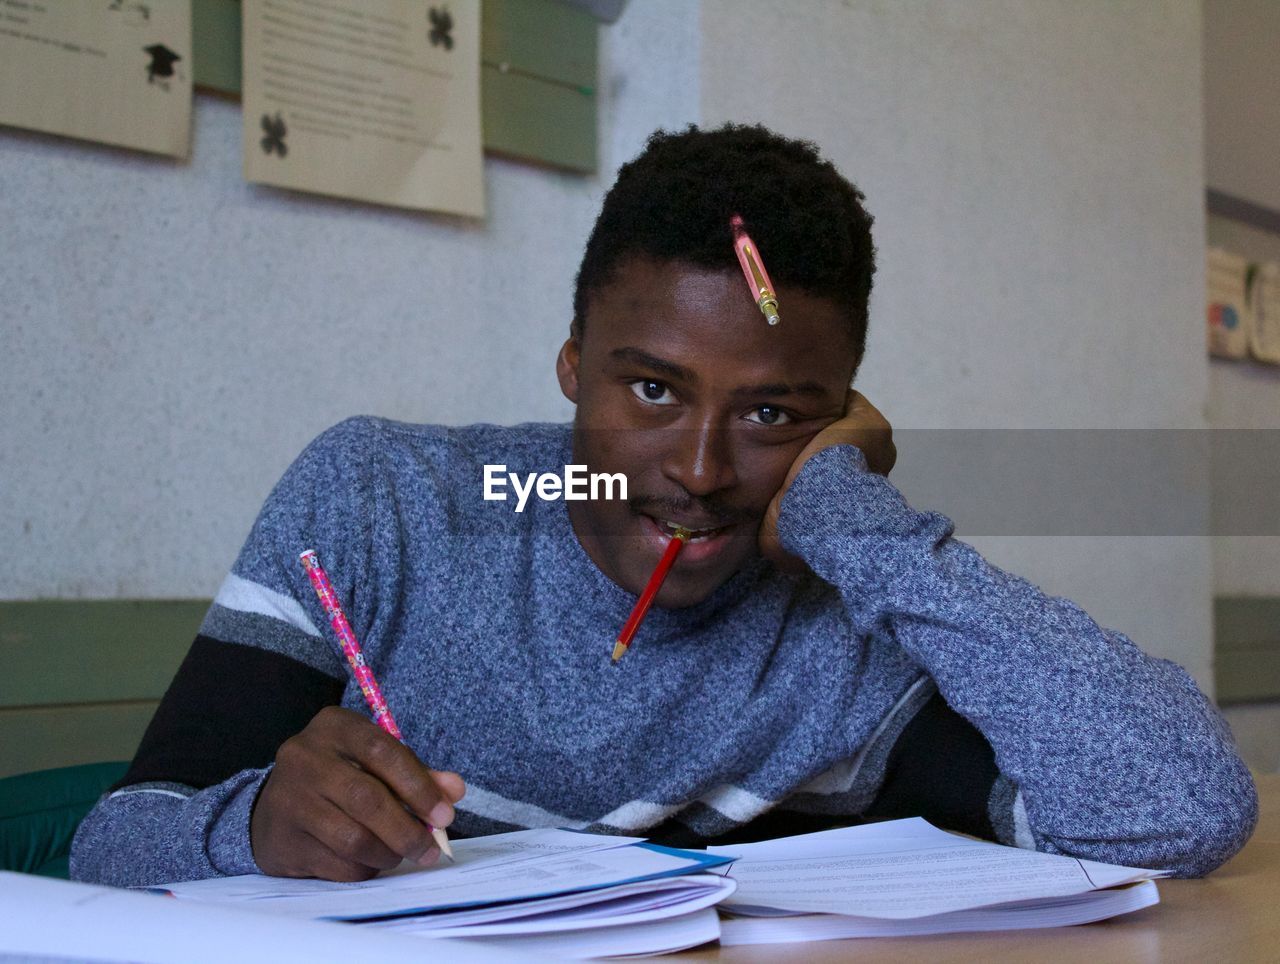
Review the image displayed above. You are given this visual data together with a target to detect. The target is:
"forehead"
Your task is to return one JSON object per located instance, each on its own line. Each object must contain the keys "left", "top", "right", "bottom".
{"left": 582, "top": 258, "right": 857, "bottom": 385}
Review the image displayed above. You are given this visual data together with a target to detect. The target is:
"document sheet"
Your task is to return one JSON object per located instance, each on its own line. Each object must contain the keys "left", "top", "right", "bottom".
{"left": 0, "top": 871, "right": 535, "bottom": 964}
{"left": 708, "top": 817, "right": 1165, "bottom": 919}
{"left": 160, "top": 827, "right": 730, "bottom": 921}
{"left": 241, "top": 0, "right": 484, "bottom": 216}
{"left": 0, "top": 0, "right": 192, "bottom": 156}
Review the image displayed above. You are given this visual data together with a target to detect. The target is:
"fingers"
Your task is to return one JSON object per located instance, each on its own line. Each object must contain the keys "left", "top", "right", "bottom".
{"left": 298, "top": 827, "right": 383, "bottom": 883}
{"left": 431, "top": 769, "right": 467, "bottom": 804}
{"left": 251, "top": 706, "right": 467, "bottom": 881}
{"left": 308, "top": 797, "right": 404, "bottom": 873}
{"left": 319, "top": 708, "right": 459, "bottom": 829}
{"left": 320, "top": 765, "right": 438, "bottom": 864}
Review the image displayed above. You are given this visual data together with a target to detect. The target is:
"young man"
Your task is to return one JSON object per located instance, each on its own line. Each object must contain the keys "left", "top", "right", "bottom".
{"left": 73, "top": 125, "right": 1256, "bottom": 887}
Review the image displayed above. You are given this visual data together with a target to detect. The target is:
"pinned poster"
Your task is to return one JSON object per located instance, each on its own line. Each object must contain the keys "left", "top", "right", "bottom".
{"left": 1248, "top": 261, "right": 1280, "bottom": 365}
{"left": 0, "top": 0, "right": 192, "bottom": 157}
{"left": 241, "top": 0, "right": 484, "bottom": 217}
{"left": 1206, "top": 247, "right": 1251, "bottom": 360}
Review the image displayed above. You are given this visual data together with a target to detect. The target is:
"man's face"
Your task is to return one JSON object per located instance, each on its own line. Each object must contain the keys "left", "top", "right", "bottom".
{"left": 557, "top": 256, "right": 858, "bottom": 607}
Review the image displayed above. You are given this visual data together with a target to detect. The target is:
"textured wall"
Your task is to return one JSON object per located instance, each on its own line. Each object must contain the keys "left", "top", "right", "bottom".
{"left": 1204, "top": 0, "right": 1280, "bottom": 211}
{"left": 0, "top": 0, "right": 700, "bottom": 599}
{"left": 1, "top": 0, "right": 1218, "bottom": 688}
{"left": 700, "top": 0, "right": 1213, "bottom": 684}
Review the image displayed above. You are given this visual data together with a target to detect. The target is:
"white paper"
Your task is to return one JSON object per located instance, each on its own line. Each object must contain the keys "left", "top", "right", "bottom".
{"left": 160, "top": 828, "right": 716, "bottom": 921}
{"left": 438, "top": 906, "right": 724, "bottom": 960}
{"left": 709, "top": 817, "right": 1164, "bottom": 919}
{"left": 373, "top": 873, "right": 735, "bottom": 936}
{"left": 718, "top": 880, "right": 1160, "bottom": 945}
{"left": 0, "top": 871, "right": 537, "bottom": 964}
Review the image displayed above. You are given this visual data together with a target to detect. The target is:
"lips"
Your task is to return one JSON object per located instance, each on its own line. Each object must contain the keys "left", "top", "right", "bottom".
{"left": 636, "top": 512, "right": 740, "bottom": 567}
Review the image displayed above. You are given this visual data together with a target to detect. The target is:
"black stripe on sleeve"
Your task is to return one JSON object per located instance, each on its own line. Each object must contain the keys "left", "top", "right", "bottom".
{"left": 114, "top": 634, "right": 346, "bottom": 792}
{"left": 862, "top": 690, "right": 1000, "bottom": 839}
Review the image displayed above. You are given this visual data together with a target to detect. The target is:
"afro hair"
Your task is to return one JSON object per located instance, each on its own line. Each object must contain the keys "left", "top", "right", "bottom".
{"left": 572, "top": 123, "right": 876, "bottom": 364}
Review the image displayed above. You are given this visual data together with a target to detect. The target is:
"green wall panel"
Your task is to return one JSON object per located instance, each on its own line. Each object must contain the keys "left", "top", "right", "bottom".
{"left": 0, "top": 600, "right": 206, "bottom": 708}
{"left": 1215, "top": 596, "right": 1280, "bottom": 704}
{"left": 0, "top": 703, "right": 155, "bottom": 780}
{"left": 192, "top": 0, "right": 243, "bottom": 95}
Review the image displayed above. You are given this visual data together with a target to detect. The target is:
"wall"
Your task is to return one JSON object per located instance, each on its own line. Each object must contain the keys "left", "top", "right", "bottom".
{"left": 1204, "top": 0, "right": 1280, "bottom": 212}
{"left": 700, "top": 0, "right": 1214, "bottom": 686}
{"left": 0, "top": 0, "right": 700, "bottom": 600}
{"left": 2, "top": 1, "right": 1218, "bottom": 690}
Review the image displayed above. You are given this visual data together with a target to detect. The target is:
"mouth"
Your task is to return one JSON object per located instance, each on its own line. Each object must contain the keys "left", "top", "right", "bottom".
{"left": 653, "top": 518, "right": 732, "bottom": 543}
{"left": 637, "top": 512, "right": 740, "bottom": 567}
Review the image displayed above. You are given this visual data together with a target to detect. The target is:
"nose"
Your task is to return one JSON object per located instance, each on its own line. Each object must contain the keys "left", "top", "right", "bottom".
{"left": 659, "top": 416, "right": 739, "bottom": 498}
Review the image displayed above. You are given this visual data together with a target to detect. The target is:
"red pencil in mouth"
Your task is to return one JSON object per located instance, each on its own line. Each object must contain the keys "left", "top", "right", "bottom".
{"left": 611, "top": 525, "right": 690, "bottom": 662}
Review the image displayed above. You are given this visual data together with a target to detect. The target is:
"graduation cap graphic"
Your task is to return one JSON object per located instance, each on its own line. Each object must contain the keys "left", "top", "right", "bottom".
{"left": 144, "top": 44, "right": 181, "bottom": 84}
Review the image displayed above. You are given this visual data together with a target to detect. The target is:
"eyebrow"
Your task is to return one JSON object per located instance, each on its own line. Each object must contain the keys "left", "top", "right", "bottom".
{"left": 609, "top": 347, "right": 831, "bottom": 399}
{"left": 610, "top": 347, "right": 691, "bottom": 382}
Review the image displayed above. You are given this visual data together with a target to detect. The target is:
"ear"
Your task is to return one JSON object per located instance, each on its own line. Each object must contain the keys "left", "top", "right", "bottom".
{"left": 556, "top": 334, "right": 581, "bottom": 404}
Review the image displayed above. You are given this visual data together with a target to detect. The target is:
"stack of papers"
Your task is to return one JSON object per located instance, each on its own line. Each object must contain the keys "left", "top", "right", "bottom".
{"left": 159, "top": 828, "right": 734, "bottom": 959}
{"left": 155, "top": 819, "right": 1168, "bottom": 954}
{"left": 707, "top": 817, "right": 1167, "bottom": 945}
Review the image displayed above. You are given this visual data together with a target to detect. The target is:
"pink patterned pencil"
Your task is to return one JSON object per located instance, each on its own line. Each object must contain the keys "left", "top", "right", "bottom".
{"left": 299, "top": 549, "right": 453, "bottom": 861}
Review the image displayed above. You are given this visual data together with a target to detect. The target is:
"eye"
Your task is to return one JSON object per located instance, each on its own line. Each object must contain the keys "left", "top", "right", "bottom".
{"left": 743, "top": 405, "right": 792, "bottom": 426}
{"left": 629, "top": 379, "right": 677, "bottom": 405}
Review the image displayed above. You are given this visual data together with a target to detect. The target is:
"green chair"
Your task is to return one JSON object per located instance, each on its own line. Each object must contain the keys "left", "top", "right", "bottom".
{"left": 0, "top": 761, "right": 129, "bottom": 878}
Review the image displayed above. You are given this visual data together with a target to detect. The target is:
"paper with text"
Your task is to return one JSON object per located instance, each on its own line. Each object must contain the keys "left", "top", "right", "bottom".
{"left": 160, "top": 828, "right": 728, "bottom": 921}
{"left": 241, "top": 0, "right": 484, "bottom": 216}
{"left": 0, "top": 0, "right": 192, "bottom": 157}
{"left": 709, "top": 817, "right": 1164, "bottom": 919}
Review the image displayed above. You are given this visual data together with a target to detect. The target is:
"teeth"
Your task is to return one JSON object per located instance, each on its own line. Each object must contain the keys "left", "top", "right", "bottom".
{"left": 661, "top": 519, "right": 721, "bottom": 539}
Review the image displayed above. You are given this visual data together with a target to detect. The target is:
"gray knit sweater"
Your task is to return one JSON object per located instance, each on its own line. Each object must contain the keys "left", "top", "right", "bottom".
{"left": 71, "top": 418, "right": 1257, "bottom": 885}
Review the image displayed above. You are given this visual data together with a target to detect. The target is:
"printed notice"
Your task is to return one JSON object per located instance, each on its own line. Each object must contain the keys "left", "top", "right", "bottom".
{"left": 242, "top": 0, "right": 484, "bottom": 217}
{"left": 0, "top": 0, "right": 192, "bottom": 157}
{"left": 1249, "top": 261, "right": 1280, "bottom": 365}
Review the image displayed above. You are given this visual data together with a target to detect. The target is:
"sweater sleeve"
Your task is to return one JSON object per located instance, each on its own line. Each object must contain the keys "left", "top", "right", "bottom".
{"left": 777, "top": 444, "right": 1258, "bottom": 877}
{"left": 70, "top": 418, "right": 393, "bottom": 887}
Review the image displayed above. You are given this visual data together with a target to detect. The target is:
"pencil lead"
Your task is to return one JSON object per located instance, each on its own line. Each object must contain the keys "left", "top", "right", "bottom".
{"left": 611, "top": 640, "right": 627, "bottom": 662}
{"left": 431, "top": 826, "right": 455, "bottom": 861}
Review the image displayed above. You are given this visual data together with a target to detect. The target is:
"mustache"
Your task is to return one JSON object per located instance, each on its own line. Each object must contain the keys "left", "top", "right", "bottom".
{"left": 627, "top": 494, "right": 755, "bottom": 528}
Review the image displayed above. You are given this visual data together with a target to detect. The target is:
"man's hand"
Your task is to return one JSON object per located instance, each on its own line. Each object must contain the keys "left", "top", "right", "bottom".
{"left": 251, "top": 706, "right": 466, "bottom": 881}
{"left": 759, "top": 389, "right": 896, "bottom": 572}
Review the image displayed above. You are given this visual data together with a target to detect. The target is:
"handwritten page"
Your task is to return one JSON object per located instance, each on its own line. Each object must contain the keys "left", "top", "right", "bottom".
{"left": 0, "top": 0, "right": 192, "bottom": 157}
{"left": 241, "top": 0, "right": 484, "bottom": 216}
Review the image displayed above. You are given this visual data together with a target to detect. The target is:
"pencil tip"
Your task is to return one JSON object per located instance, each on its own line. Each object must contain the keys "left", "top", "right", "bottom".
{"left": 611, "top": 640, "right": 627, "bottom": 662}
{"left": 431, "top": 826, "right": 454, "bottom": 861}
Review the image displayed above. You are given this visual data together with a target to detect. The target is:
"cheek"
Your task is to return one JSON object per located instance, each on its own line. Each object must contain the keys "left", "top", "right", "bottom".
{"left": 734, "top": 439, "right": 804, "bottom": 508}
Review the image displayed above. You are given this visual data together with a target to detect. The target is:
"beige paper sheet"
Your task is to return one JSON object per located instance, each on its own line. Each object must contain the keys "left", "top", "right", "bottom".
{"left": 0, "top": 0, "right": 192, "bottom": 158}
{"left": 241, "top": 0, "right": 484, "bottom": 217}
